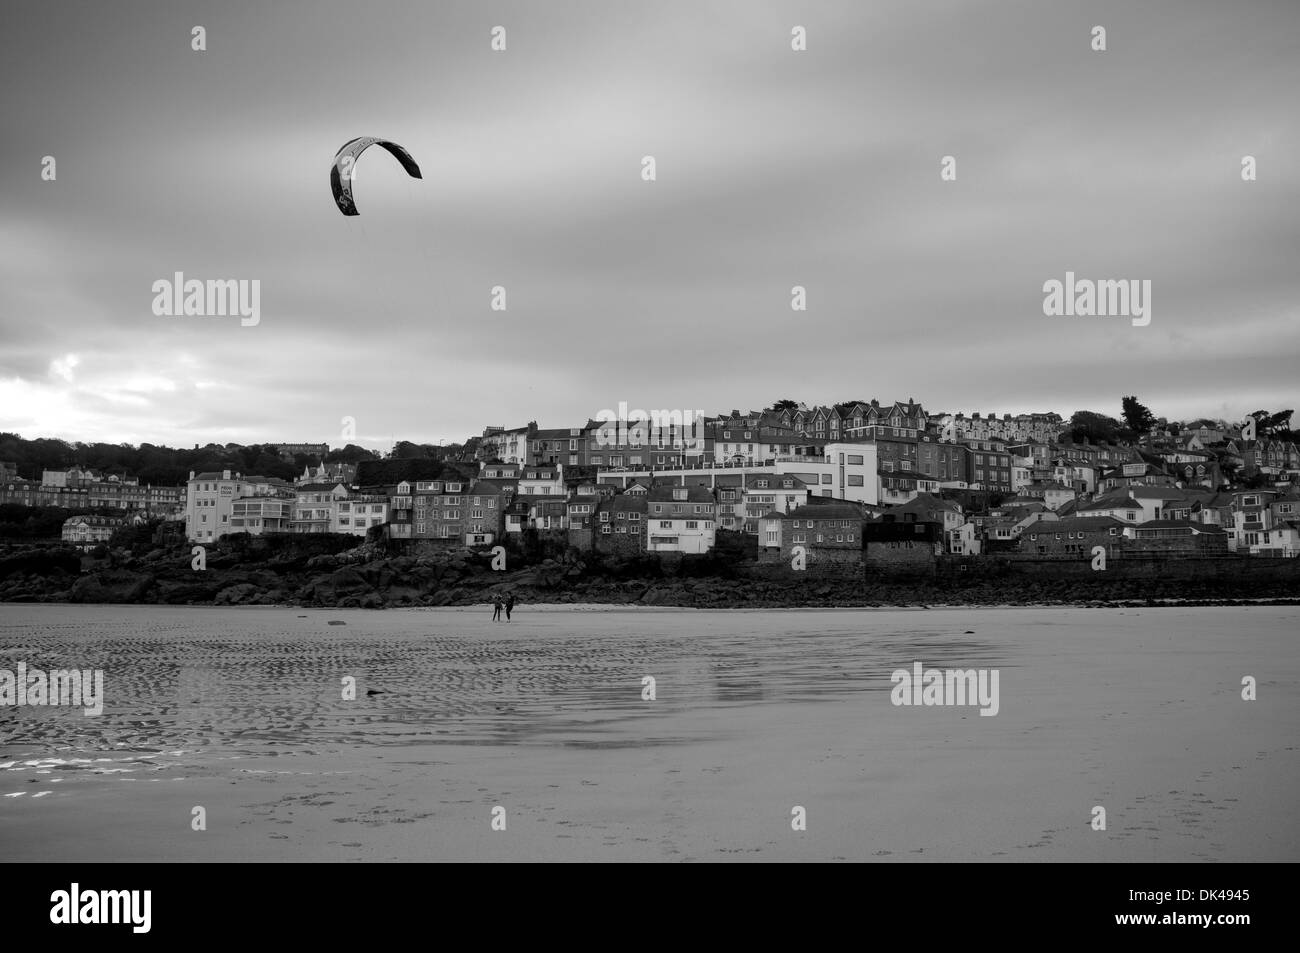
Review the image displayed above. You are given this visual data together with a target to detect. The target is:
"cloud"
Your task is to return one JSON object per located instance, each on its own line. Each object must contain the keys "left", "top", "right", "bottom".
{"left": 49, "top": 354, "right": 80, "bottom": 383}
{"left": 1, "top": 0, "right": 1297, "bottom": 445}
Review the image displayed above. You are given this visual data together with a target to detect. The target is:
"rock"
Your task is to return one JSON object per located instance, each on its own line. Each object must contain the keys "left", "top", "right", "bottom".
{"left": 68, "top": 570, "right": 154, "bottom": 604}
{"left": 214, "top": 583, "right": 259, "bottom": 605}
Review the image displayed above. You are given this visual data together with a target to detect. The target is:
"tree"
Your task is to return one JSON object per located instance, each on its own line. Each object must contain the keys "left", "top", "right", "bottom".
{"left": 1068, "top": 411, "right": 1122, "bottom": 444}
{"left": 1121, "top": 396, "right": 1157, "bottom": 440}
{"left": 326, "top": 444, "right": 380, "bottom": 465}
{"left": 768, "top": 399, "right": 799, "bottom": 412}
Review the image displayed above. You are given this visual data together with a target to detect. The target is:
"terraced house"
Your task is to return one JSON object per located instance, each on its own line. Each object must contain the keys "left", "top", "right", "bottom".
{"left": 335, "top": 494, "right": 388, "bottom": 536}
{"left": 1021, "top": 516, "right": 1124, "bottom": 557}
{"left": 388, "top": 478, "right": 509, "bottom": 544}
{"left": 292, "top": 482, "right": 348, "bottom": 533}
{"left": 592, "top": 494, "right": 648, "bottom": 555}
{"left": 645, "top": 485, "right": 716, "bottom": 554}
{"left": 762, "top": 501, "right": 865, "bottom": 566}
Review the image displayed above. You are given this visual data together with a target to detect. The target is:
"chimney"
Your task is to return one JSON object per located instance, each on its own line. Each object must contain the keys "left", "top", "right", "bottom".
{"left": 222, "top": 470, "right": 231, "bottom": 480}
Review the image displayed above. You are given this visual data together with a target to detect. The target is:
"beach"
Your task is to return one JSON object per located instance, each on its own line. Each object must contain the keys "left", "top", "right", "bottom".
{"left": 1, "top": 604, "right": 1296, "bottom": 862}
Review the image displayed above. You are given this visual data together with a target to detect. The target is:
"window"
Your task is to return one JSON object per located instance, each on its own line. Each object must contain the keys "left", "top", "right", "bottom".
{"left": 600, "top": 511, "right": 610, "bottom": 522}
{"left": 660, "top": 521, "right": 671, "bottom": 529}
{"left": 601, "top": 525, "right": 611, "bottom": 535}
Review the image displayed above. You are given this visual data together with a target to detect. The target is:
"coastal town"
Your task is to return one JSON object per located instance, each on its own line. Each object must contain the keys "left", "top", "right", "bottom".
{"left": 4, "top": 398, "right": 1299, "bottom": 572}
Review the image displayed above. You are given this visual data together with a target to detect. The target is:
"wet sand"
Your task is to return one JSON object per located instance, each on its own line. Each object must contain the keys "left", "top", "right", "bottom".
{"left": 1, "top": 604, "right": 1296, "bottom": 862}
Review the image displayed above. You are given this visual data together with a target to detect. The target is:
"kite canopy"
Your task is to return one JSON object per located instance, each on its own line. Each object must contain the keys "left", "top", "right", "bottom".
{"left": 330, "top": 137, "right": 422, "bottom": 216}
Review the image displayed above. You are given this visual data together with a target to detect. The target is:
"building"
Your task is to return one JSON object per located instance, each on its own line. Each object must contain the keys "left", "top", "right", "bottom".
{"left": 593, "top": 495, "right": 648, "bottom": 555}
{"left": 597, "top": 442, "right": 880, "bottom": 506}
{"left": 937, "top": 412, "right": 1064, "bottom": 444}
{"left": 390, "top": 478, "right": 510, "bottom": 544}
{"left": 61, "top": 514, "right": 130, "bottom": 546}
{"left": 1075, "top": 494, "right": 1154, "bottom": 525}
{"left": 1122, "top": 520, "right": 1230, "bottom": 555}
{"left": 776, "top": 442, "right": 881, "bottom": 504}
{"left": 230, "top": 497, "right": 294, "bottom": 535}
{"left": 645, "top": 486, "right": 717, "bottom": 554}
{"left": 863, "top": 515, "right": 943, "bottom": 572}
{"left": 527, "top": 427, "right": 583, "bottom": 467}
{"left": 186, "top": 470, "right": 294, "bottom": 542}
{"left": 889, "top": 493, "right": 964, "bottom": 535}
{"left": 715, "top": 473, "right": 810, "bottom": 534}
{"left": 296, "top": 461, "right": 357, "bottom": 486}
{"left": 334, "top": 494, "right": 389, "bottom": 536}
{"left": 763, "top": 501, "right": 865, "bottom": 566}
{"left": 276, "top": 443, "right": 329, "bottom": 459}
{"left": 566, "top": 494, "right": 601, "bottom": 549}
{"left": 2, "top": 468, "right": 184, "bottom": 514}
{"left": 292, "top": 482, "right": 349, "bottom": 533}
{"left": 955, "top": 437, "right": 1014, "bottom": 493}
{"left": 479, "top": 423, "right": 534, "bottom": 464}
{"left": 1020, "top": 516, "right": 1125, "bottom": 557}
{"left": 518, "top": 465, "right": 565, "bottom": 497}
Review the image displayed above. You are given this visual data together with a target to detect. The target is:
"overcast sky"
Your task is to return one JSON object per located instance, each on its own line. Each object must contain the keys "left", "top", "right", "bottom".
{"left": 2, "top": 0, "right": 1297, "bottom": 452}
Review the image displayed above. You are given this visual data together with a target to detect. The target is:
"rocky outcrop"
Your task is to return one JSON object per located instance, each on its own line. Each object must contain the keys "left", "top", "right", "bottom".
{"left": 3, "top": 537, "right": 1299, "bottom": 609}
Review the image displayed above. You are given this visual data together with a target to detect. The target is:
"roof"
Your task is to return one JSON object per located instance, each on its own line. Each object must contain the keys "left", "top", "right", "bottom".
{"left": 1133, "top": 520, "right": 1226, "bottom": 533}
{"left": 742, "top": 472, "right": 806, "bottom": 489}
{"left": 646, "top": 485, "right": 716, "bottom": 504}
{"left": 1078, "top": 495, "right": 1142, "bottom": 512}
{"left": 1026, "top": 516, "right": 1125, "bottom": 532}
{"left": 1126, "top": 486, "right": 1188, "bottom": 500}
{"left": 781, "top": 501, "right": 865, "bottom": 521}
{"left": 598, "top": 495, "right": 648, "bottom": 513}
{"left": 467, "top": 480, "right": 513, "bottom": 495}
{"left": 893, "top": 492, "right": 961, "bottom": 514}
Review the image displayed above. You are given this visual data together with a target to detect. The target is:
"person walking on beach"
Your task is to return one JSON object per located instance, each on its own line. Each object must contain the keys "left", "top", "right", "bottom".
{"left": 492, "top": 597, "right": 503, "bottom": 622}
{"left": 504, "top": 593, "right": 515, "bottom": 622}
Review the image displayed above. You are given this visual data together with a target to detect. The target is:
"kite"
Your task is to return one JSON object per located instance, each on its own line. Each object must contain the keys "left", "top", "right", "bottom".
{"left": 330, "top": 137, "right": 422, "bottom": 216}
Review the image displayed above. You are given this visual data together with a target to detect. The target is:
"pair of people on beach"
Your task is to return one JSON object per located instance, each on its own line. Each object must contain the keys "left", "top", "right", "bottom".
{"left": 492, "top": 594, "right": 515, "bottom": 622}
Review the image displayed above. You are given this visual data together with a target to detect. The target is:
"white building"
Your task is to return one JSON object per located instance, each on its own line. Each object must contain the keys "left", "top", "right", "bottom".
{"left": 645, "top": 485, "right": 716, "bottom": 554}
{"left": 335, "top": 494, "right": 388, "bottom": 535}
{"left": 186, "top": 470, "right": 294, "bottom": 542}
{"left": 519, "top": 464, "right": 565, "bottom": 496}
